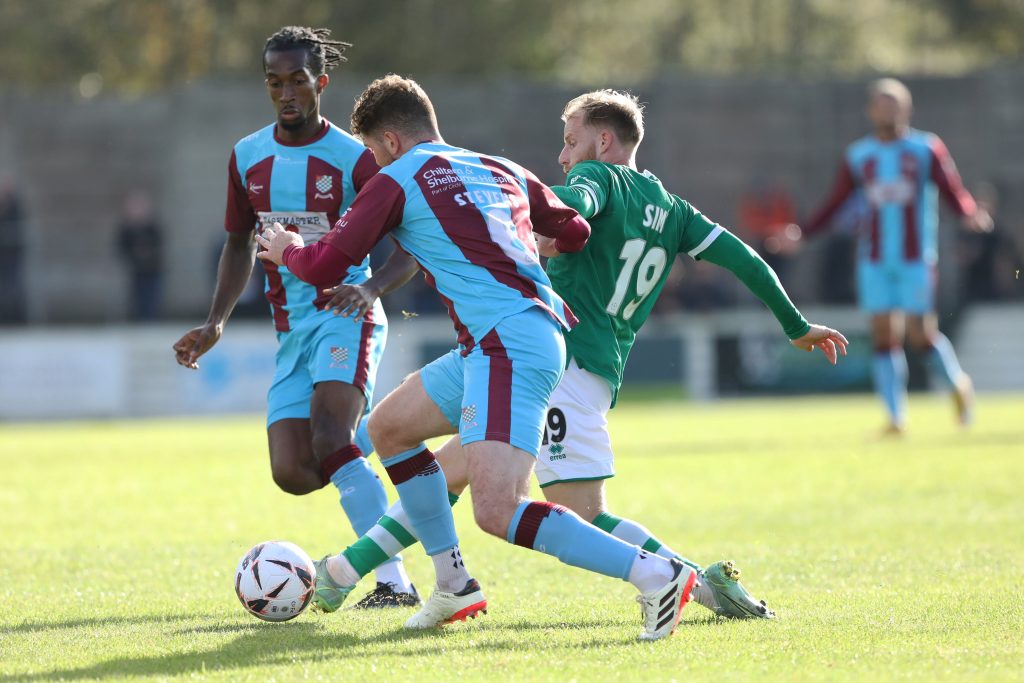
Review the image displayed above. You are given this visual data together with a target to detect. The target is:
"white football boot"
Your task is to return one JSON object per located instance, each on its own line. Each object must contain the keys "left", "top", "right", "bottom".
{"left": 637, "top": 558, "right": 698, "bottom": 641}
{"left": 404, "top": 578, "right": 487, "bottom": 629}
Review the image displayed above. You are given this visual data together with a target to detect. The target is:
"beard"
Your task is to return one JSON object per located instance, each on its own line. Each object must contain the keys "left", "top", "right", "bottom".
{"left": 278, "top": 111, "right": 309, "bottom": 131}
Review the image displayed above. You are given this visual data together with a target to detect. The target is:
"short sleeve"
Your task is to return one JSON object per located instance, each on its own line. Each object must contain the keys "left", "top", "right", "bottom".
{"left": 224, "top": 149, "right": 256, "bottom": 233}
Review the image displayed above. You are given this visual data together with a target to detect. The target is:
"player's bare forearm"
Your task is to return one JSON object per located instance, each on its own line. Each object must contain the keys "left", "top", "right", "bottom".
{"left": 367, "top": 245, "right": 420, "bottom": 298}
{"left": 206, "top": 231, "right": 258, "bottom": 326}
{"left": 323, "top": 246, "right": 420, "bottom": 319}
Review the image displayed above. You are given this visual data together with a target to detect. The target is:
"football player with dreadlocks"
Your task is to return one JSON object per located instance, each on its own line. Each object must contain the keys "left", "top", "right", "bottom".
{"left": 173, "top": 27, "right": 421, "bottom": 608}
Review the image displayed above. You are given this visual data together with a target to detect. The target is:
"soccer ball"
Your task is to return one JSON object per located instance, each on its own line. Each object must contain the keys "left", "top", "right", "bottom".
{"left": 234, "top": 541, "right": 316, "bottom": 622}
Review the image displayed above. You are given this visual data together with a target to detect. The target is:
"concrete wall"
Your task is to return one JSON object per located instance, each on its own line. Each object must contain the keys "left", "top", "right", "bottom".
{"left": 3, "top": 68, "right": 1023, "bottom": 323}
{"left": 2, "top": 304, "right": 1020, "bottom": 421}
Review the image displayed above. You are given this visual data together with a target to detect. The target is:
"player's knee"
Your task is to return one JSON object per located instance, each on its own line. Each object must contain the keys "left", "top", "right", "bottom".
{"left": 365, "top": 411, "right": 389, "bottom": 453}
{"left": 270, "top": 461, "right": 318, "bottom": 496}
{"left": 471, "top": 496, "right": 514, "bottom": 538}
{"left": 906, "top": 331, "right": 931, "bottom": 352}
{"left": 366, "top": 409, "right": 405, "bottom": 455}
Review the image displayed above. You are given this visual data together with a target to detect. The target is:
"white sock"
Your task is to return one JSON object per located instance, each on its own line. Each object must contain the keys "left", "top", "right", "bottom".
{"left": 432, "top": 544, "right": 471, "bottom": 593}
{"left": 375, "top": 558, "right": 414, "bottom": 593}
{"left": 627, "top": 550, "right": 675, "bottom": 594}
{"left": 326, "top": 554, "right": 361, "bottom": 587}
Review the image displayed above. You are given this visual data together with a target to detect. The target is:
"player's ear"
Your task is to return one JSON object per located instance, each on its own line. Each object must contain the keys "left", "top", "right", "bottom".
{"left": 316, "top": 74, "right": 329, "bottom": 94}
{"left": 383, "top": 131, "right": 401, "bottom": 155}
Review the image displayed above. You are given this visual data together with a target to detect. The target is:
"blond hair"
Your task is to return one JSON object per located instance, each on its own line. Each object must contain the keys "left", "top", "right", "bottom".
{"left": 562, "top": 89, "right": 644, "bottom": 146}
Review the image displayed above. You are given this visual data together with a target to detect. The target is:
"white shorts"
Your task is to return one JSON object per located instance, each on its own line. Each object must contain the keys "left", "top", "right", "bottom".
{"left": 534, "top": 358, "right": 615, "bottom": 488}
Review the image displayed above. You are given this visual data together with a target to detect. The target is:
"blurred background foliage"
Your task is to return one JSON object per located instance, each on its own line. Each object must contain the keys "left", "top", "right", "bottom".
{"left": 2, "top": 0, "right": 1022, "bottom": 95}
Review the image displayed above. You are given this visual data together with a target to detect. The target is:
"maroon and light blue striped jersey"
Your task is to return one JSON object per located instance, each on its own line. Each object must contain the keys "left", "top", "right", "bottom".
{"left": 806, "top": 128, "right": 977, "bottom": 265}
{"left": 282, "top": 142, "right": 590, "bottom": 353}
{"left": 225, "top": 120, "right": 379, "bottom": 332}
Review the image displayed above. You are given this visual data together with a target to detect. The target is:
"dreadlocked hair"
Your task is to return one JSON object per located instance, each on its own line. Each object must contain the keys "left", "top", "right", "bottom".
{"left": 263, "top": 26, "right": 351, "bottom": 76}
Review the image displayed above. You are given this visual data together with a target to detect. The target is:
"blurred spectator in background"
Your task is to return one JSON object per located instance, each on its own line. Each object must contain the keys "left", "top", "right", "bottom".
{"left": 0, "top": 177, "right": 27, "bottom": 324}
{"left": 658, "top": 258, "right": 735, "bottom": 313}
{"left": 0, "top": 177, "right": 28, "bottom": 324}
{"left": 957, "top": 181, "right": 1024, "bottom": 304}
{"left": 737, "top": 177, "right": 801, "bottom": 283}
{"left": 116, "top": 190, "right": 164, "bottom": 322}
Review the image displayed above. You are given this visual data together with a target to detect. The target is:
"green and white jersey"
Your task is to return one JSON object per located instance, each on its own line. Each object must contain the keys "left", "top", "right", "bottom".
{"left": 548, "top": 161, "right": 724, "bottom": 404}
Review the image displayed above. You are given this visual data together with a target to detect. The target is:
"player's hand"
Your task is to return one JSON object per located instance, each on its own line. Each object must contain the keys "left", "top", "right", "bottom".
{"left": 962, "top": 208, "right": 994, "bottom": 234}
{"left": 790, "top": 324, "right": 849, "bottom": 365}
{"left": 255, "top": 222, "right": 304, "bottom": 266}
{"left": 172, "top": 323, "right": 223, "bottom": 370}
{"left": 536, "top": 235, "right": 560, "bottom": 258}
{"left": 323, "top": 283, "right": 380, "bottom": 321}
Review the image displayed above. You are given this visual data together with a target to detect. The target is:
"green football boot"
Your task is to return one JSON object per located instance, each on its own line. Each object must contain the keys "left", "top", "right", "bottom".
{"left": 697, "top": 560, "right": 775, "bottom": 619}
{"left": 312, "top": 556, "right": 356, "bottom": 613}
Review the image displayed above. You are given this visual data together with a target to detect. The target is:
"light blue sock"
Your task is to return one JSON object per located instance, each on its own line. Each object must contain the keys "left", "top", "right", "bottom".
{"left": 926, "top": 332, "right": 963, "bottom": 389}
{"left": 329, "top": 457, "right": 389, "bottom": 537}
{"left": 507, "top": 501, "right": 636, "bottom": 581}
{"left": 353, "top": 416, "right": 374, "bottom": 457}
{"left": 381, "top": 445, "right": 458, "bottom": 556}
{"left": 873, "top": 347, "right": 908, "bottom": 426}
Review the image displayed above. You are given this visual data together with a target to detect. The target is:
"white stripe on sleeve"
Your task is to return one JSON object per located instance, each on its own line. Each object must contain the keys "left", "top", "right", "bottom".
{"left": 687, "top": 225, "right": 725, "bottom": 258}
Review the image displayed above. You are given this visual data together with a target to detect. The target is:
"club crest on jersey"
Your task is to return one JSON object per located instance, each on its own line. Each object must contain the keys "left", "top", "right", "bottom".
{"left": 329, "top": 346, "right": 349, "bottom": 368}
{"left": 248, "top": 181, "right": 263, "bottom": 195}
{"left": 314, "top": 175, "right": 334, "bottom": 200}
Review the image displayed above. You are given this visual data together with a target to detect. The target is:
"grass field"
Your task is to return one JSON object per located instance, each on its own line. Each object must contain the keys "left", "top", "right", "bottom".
{"left": 2, "top": 393, "right": 1023, "bottom": 682}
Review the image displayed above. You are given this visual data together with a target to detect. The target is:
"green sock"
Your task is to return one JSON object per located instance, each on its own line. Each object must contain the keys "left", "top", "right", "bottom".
{"left": 591, "top": 511, "right": 702, "bottom": 572}
{"left": 343, "top": 492, "right": 461, "bottom": 577}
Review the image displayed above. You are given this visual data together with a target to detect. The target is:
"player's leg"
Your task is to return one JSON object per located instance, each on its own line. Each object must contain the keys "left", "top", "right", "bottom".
{"left": 313, "top": 353, "right": 472, "bottom": 613}
{"left": 309, "top": 381, "right": 416, "bottom": 605}
{"left": 536, "top": 360, "right": 700, "bottom": 568}
{"left": 267, "top": 418, "right": 322, "bottom": 494}
{"left": 907, "top": 312, "right": 974, "bottom": 424}
{"left": 453, "top": 310, "right": 696, "bottom": 640}
{"left": 902, "top": 263, "right": 974, "bottom": 425}
{"left": 265, "top": 340, "right": 327, "bottom": 493}
{"left": 368, "top": 367, "right": 487, "bottom": 625}
{"left": 870, "top": 311, "right": 908, "bottom": 432}
{"left": 307, "top": 317, "right": 416, "bottom": 605}
{"left": 862, "top": 261, "right": 908, "bottom": 432}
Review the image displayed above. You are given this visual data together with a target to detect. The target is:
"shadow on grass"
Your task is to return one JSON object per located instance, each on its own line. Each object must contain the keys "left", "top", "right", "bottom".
{"left": 2, "top": 613, "right": 732, "bottom": 680}
{"left": 7, "top": 613, "right": 221, "bottom": 634}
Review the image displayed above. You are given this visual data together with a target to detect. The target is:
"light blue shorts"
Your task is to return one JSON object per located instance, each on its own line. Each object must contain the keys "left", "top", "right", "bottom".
{"left": 266, "top": 311, "right": 387, "bottom": 426}
{"left": 857, "top": 260, "right": 935, "bottom": 315}
{"left": 420, "top": 307, "right": 565, "bottom": 457}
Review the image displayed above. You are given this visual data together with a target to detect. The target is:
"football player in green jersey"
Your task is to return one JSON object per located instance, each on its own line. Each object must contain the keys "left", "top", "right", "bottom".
{"left": 314, "top": 90, "right": 847, "bottom": 622}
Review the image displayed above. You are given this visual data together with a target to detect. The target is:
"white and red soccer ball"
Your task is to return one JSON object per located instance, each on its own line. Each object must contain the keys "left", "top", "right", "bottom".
{"left": 234, "top": 541, "right": 316, "bottom": 622}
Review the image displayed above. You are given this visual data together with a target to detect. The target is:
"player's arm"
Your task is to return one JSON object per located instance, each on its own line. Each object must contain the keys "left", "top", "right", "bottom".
{"left": 173, "top": 151, "right": 258, "bottom": 370}
{"left": 323, "top": 241, "right": 420, "bottom": 320}
{"left": 524, "top": 169, "right": 591, "bottom": 256}
{"left": 802, "top": 159, "right": 856, "bottom": 237}
{"left": 257, "top": 173, "right": 405, "bottom": 282}
{"left": 683, "top": 207, "right": 847, "bottom": 364}
{"left": 928, "top": 135, "right": 992, "bottom": 233}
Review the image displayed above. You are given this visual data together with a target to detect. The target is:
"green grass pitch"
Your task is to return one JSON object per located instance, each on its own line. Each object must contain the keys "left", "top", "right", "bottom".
{"left": 2, "top": 393, "right": 1022, "bottom": 682}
